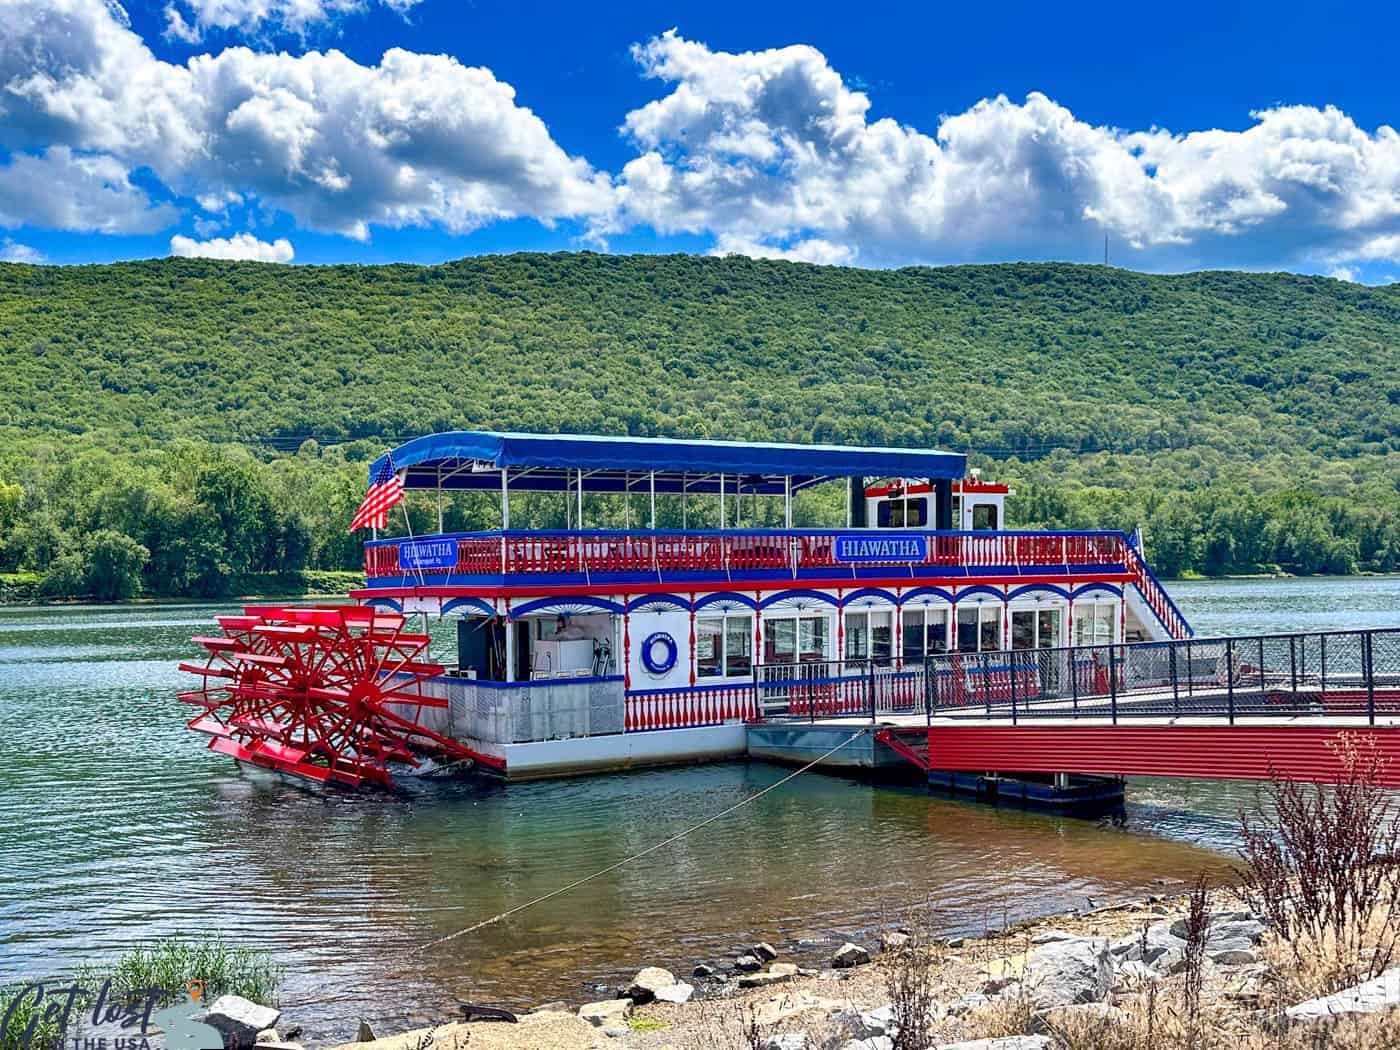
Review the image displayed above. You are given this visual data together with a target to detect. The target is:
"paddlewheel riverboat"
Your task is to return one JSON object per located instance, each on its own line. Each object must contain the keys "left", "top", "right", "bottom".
{"left": 179, "top": 431, "right": 1199, "bottom": 786}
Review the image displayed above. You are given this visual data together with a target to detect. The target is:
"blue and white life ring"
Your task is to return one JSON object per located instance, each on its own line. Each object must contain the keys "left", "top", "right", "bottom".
{"left": 641, "top": 631, "right": 679, "bottom": 676}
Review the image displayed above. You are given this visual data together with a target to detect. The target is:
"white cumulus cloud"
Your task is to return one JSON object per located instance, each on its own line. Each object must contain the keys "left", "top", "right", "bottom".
{"left": 170, "top": 231, "right": 294, "bottom": 261}
{"left": 164, "top": 0, "right": 425, "bottom": 42}
{"left": 603, "top": 31, "right": 1400, "bottom": 271}
{"left": 0, "top": 0, "right": 612, "bottom": 241}
{"left": 0, "top": 147, "right": 175, "bottom": 233}
{"left": 1, "top": 238, "right": 45, "bottom": 263}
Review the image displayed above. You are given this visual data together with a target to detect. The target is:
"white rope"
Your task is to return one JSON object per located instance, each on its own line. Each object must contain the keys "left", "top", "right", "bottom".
{"left": 412, "top": 727, "right": 872, "bottom": 954}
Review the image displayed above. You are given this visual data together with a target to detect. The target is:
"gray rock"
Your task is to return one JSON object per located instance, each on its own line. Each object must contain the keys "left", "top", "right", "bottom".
{"left": 652, "top": 982, "right": 694, "bottom": 1004}
{"left": 254, "top": 1044, "right": 302, "bottom": 1050}
{"left": 530, "top": 1002, "right": 571, "bottom": 1014}
{"left": 1030, "top": 1002, "right": 1128, "bottom": 1036}
{"left": 764, "top": 1036, "right": 812, "bottom": 1050}
{"left": 838, "top": 1039, "right": 893, "bottom": 1050}
{"left": 880, "top": 931, "right": 911, "bottom": 952}
{"left": 935, "top": 1038, "right": 1051, "bottom": 1050}
{"left": 201, "top": 996, "right": 282, "bottom": 1050}
{"left": 946, "top": 992, "right": 990, "bottom": 1018}
{"left": 1279, "top": 967, "right": 1400, "bottom": 1030}
{"left": 578, "top": 999, "right": 632, "bottom": 1028}
{"left": 625, "top": 966, "right": 677, "bottom": 1003}
{"left": 1021, "top": 937, "right": 1113, "bottom": 1008}
{"left": 1110, "top": 922, "right": 1187, "bottom": 974}
{"left": 824, "top": 1006, "right": 888, "bottom": 1043}
{"left": 1210, "top": 947, "right": 1260, "bottom": 966}
{"left": 1029, "top": 929, "right": 1077, "bottom": 946}
{"left": 735, "top": 954, "right": 763, "bottom": 972}
{"left": 255, "top": 1029, "right": 281, "bottom": 1045}
{"left": 752, "top": 942, "right": 779, "bottom": 962}
{"left": 738, "top": 963, "right": 799, "bottom": 989}
{"left": 692, "top": 963, "right": 717, "bottom": 978}
{"left": 1112, "top": 960, "right": 1159, "bottom": 992}
{"left": 946, "top": 937, "right": 966, "bottom": 948}
{"left": 831, "top": 942, "right": 872, "bottom": 969}
{"left": 356, "top": 1020, "right": 376, "bottom": 1043}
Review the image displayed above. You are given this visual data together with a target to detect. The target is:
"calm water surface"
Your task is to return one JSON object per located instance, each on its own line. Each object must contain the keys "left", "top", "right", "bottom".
{"left": 1, "top": 576, "right": 1396, "bottom": 1038}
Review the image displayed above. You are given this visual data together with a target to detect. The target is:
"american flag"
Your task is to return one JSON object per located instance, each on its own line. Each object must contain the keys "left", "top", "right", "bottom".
{"left": 349, "top": 454, "right": 404, "bottom": 532}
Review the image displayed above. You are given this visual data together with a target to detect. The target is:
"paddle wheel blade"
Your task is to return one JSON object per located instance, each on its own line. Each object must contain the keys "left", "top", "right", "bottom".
{"left": 178, "top": 604, "right": 497, "bottom": 789}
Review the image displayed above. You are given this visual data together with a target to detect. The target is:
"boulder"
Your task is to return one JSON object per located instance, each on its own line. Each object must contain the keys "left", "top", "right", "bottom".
{"left": 1030, "top": 1002, "right": 1129, "bottom": 1036}
{"left": 1111, "top": 961, "right": 1159, "bottom": 993}
{"left": 881, "top": 931, "right": 912, "bottom": 952}
{"left": 980, "top": 953, "right": 1027, "bottom": 995}
{"left": 625, "top": 966, "right": 677, "bottom": 1004}
{"left": 763, "top": 1036, "right": 812, "bottom": 1050}
{"left": 734, "top": 954, "right": 763, "bottom": 973}
{"left": 946, "top": 992, "right": 991, "bottom": 1018}
{"left": 692, "top": 963, "right": 717, "bottom": 978}
{"left": 201, "top": 996, "right": 282, "bottom": 1050}
{"left": 752, "top": 942, "right": 780, "bottom": 962}
{"left": 823, "top": 1006, "right": 887, "bottom": 1044}
{"left": 652, "top": 982, "right": 694, "bottom": 1004}
{"left": 1029, "top": 929, "right": 1077, "bottom": 946}
{"left": 356, "top": 1020, "right": 376, "bottom": 1043}
{"left": 935, "top": 1038, "right": 1051, "bottom": 1050}
{"left": 1278, "top": 968, "right": 1400, "bottom": 1030}
{"left": 1021, "top": 937, "right": 1113, "bottom": 1009}
{"left": 578, "top": 999, "right": 632, "bottom": 1028}
{"left": 738, "top": 963, "right": 799, "bottom": 989}
{"left": 1110, "top": 922, "right": 1186, "bottom": 974}
{"left": 255, "top": 1030, "right": 281, "bottom": 1045}
{"left": 831, "top": 942, "right": 871, "bottom": 969}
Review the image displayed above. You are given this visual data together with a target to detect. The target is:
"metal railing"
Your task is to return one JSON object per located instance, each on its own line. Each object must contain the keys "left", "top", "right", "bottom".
{"left": 365, "top": 527, "right": 1131, "bottom": 579}
{"left": 752, "top": 628, "right": 1400, "bottom": 727}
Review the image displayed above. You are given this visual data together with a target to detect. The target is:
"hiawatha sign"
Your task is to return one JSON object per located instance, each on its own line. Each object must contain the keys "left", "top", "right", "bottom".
{"left": 832, "top": 534, "right": 928, "bottom": 563}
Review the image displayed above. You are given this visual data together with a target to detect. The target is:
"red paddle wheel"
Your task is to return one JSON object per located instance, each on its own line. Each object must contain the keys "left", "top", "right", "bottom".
{"left": 179, "top": 604, "right": 500, "bottom": 788}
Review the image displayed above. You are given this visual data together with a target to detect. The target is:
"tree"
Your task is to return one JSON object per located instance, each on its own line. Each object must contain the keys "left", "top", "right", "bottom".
{"left": 84, "top": 529, "right": 149, "bottom": 600}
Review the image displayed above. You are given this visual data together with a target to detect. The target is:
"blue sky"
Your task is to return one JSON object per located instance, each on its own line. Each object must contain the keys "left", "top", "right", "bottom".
{"left": 3, "top": 0, "right": 1400, "bottom": 280}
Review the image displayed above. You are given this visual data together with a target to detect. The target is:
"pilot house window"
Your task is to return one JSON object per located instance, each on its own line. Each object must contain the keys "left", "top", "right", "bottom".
{"left": 878, "top": 497, "right": 928, "bottom": 528}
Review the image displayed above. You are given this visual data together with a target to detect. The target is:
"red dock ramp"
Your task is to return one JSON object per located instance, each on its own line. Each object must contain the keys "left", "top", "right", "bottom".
{"left": 879, "top": 722, "right": 1400, "bottom": 787}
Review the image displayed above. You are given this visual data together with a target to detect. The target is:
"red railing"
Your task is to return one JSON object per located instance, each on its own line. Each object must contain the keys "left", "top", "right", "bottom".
{"left": 624, "top": 684, "right": 757, "bottom": 731}
{"left": 366, "top": 529, "right": 1130, "bottom": 579}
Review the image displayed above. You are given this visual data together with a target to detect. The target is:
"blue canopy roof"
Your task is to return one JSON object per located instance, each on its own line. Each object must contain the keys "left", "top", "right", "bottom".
{"left": 369, "top": 431, "right": 965, "bottom": 495}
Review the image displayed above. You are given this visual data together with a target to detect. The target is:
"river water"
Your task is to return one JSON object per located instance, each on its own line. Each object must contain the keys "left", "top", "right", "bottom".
{"left": 2, "top": 576, "right": 1397, "bottom": 1038}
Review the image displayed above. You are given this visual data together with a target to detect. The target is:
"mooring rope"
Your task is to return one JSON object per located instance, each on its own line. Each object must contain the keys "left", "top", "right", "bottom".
{"left": 412, "top": 727, "right": 872, "bottom": 954}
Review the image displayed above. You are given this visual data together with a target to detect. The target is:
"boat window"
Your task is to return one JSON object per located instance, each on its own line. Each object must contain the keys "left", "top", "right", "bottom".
{"left": 955, "top": 607, "right": 979, "bottom": 651}
{"left": 979, "top": 606, "right": 1001, "bottom": 651}
{"left": 843, "top": 609, "right": 892, "bottom": 664}
{"left": 766, "top": 618, "right": 797, "bottom": 663}
{"left": 1037, "top": 608, "right": 1063, "bottom": 648}
{"left": 903, "top": 607, "right": 951, "bottom": 660}
{"left": 1073, "top": 602, "right": 1117, "bottom": 647}
{"left": 697, "top": 614, "right": 754, "bottom": 678}
{"left": 971, "top": 503, "right": 999, "bottom": 531}
{"left": 844, "top": 611, "right": 868, "bottom": 660}
{"left": 797, "top": 616, "right": 828, "bottom": 662}
{"left": 878, "top": 497, "right": 928, "bottom": 528}
{"left": 725, "top": 616, "right": 753, "bottom": 676}
{"left": 1011, "top": 609, "right": 1036, "bottom": 650}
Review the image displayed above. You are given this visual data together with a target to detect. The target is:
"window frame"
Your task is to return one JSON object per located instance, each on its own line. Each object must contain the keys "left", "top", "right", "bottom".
{"left": 696, "top": 612, "right": 754, "bottom": 679}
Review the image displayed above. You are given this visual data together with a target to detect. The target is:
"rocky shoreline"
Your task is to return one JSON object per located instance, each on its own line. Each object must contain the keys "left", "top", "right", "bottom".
{"left": 211, "top": 886, "right": 1400, "bottom": 1050}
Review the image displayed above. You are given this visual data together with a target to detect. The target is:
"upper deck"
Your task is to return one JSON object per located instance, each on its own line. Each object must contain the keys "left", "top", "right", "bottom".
{"left": 354, "top": 430, "right": 1191, "bottom": 641}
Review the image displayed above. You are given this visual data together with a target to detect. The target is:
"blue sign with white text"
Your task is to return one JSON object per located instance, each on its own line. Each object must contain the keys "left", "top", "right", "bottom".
{"left": 399, "top": 538, "right": 458, "bottom": 571}
{"left": 833, "top": 534, "right": 928, "bottom": 563}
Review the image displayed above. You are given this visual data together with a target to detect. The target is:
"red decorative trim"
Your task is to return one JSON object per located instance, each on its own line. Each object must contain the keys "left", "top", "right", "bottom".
{"left": 353, "top": 571, "right": 1134, "bottom": 603}
{"left": 894, "top": 725, "right": 1400, "bottom": 787}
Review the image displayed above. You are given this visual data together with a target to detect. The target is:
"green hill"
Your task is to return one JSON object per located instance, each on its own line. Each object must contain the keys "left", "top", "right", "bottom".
{"left": 0, "top": 253, "right": 1396, "bottom": 598}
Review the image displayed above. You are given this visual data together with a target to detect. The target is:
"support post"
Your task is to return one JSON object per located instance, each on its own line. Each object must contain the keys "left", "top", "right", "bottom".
{"left": 1170, "top": 642, "right": 1180, "bottom": 716}
{"left": 577, "top": 467, "right": 583, "bottom": 528}
{"left": 1227, "top": 638, "right": 1236, "bottom": 725}
{"left": 1289, "top": 636, "right": 1298, "bottom": 704}
{"left": 719, "top": 472, "right": 726, "bottom": 528}
{"left": 1009, "top": 648, "right": 1018, "bottom": 725}
{"left": 1108, "top": 642, "right": 1118, "bottom": 725}
{"left": 650, "top": 470, "right": 656, "bottom": 530}
{"left": 499, "top": 468, "right": 509, "bottom": 574}
{"left": 784, "top": 475, "right": 792, "bottom": 529}
{"left": 1070, "top": 641, "right": 1079, "bottom": 716}
{"left": 1366, "top": 631, "right": 1376, "bottom": 726}
{"left": 868, "top": 658, "right": 876, "bottom": 723}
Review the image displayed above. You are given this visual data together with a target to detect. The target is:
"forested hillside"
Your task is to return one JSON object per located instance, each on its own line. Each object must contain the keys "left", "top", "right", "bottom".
{"left": 0, "top": 253, "right": 1396, "bottom": 599}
